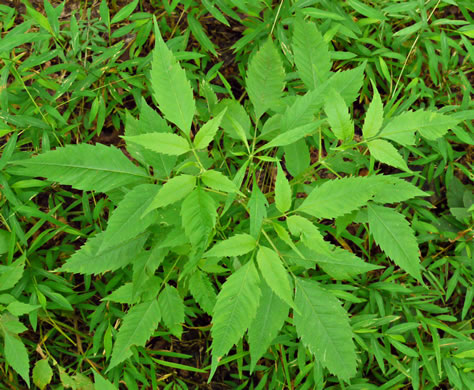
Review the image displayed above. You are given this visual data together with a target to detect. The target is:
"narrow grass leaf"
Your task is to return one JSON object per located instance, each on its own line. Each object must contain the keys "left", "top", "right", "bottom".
{"left": 294, "top": 279, "right": 357, "bottom": 380}
{"left": 367, "top": 203, "right": 421, "bottom": 280}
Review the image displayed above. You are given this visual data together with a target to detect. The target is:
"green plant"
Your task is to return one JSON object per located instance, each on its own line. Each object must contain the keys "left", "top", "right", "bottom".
{"left": 2, "top": 11, "right": 471, "bottom": 388}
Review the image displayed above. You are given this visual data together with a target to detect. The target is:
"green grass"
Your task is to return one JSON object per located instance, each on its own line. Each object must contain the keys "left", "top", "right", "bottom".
{"left": 0, "top": 1, "right": 472, "bottom": 389}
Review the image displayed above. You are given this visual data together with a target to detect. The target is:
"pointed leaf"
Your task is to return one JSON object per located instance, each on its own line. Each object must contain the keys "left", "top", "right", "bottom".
{"left": 202, "top": 170, "right": 239, "bottom": 193}
{"left": 158, "top": 285, "right": 184, "bottom": 338}
{"left": 123, "top": 133, "right": 190, "bottom": 156}
{"left": 287, "top": 215, "right": 330, "bottom": 253}
{"left": 275, "top": 162, "right": 292, "bottom": 213}
{"left": 94, "top": 372, "right": 118, "bottom": 390}
{"left": 379, "top": 110, "right": 460, "bottom": 145}
{"left": 151, "top": 30, "right": 195, "bottom": 132}
{"left": 326, "top": 64, "right": 365, "bottom": 105}
{"left": 246, "top": 38, "right": 285, "bottom": 119}
{"left": 294, "top": 279, "right": 357, "bottom": 380}
{"left": 181, "top": 187, "right": 217, "bottom": 249}
{"left": 256, "top": 246, "right": 293, "bottom": 307}
{"left": 367, "top": 139, "right": 410, "bottom": 171}
{"left": 248, "top": 279, "right": 289, "bottom": 372}
{"left": 188, "top": 270, "right": 217, "bottom": 314}
{"left": 248, "top": 180, "right": 268, "bottom": 239}
{"left": 204, "top": 233, "right": 257, "bottom": 258}
{"left": 108, "top": 299, "right": 161, "bottom": 370}
{"left": 257, "top": 122, "right": 321, "bottom": 152}
{"left": 324, "top": 89, "right": 354, "bottom": 142}
{"left": 362, "top": 88, "right": 384, "bottom": 138}
{"left": 58, "top": 232, "right": 147, "bottom": 275}
{"left": 1, "top": 328, "right": 30, "bottom": 386}
{"left": 367, "top": 203, "right": 421, "bottom": 280}
{"left": 293, "top": 17, "right": 331, "bottom": 89}
{"left": 298, "top": 176, "right": 376, "bottom": 219}
{"left": 283, "top": 139, "right": 311, "bottom": 177}
{"left": 101, "top": 184, "right": 160, "bottom": 250}
{"left": 146, "top": 175, "right": 196, "bottom": 213}
{"left": 10, "top": 144, "right": 148, "bottom": 192}
{"left": 307, "top": 245, "right": 382, "bottom": 280}
{"left": 210, "top": 261, "right": 261, "bottom": 377}
{"left": 370, "top": 175, "right": 428, "bottom": 204}
{"left": 194, "top": 108, "right": 227, "bottom": 149}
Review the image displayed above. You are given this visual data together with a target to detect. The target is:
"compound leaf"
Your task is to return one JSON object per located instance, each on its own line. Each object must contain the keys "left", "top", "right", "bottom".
{"left": 10, "top": 144, "right": 148, "bottom": 193}
{"left": 108, "top": 299, "right": 161, "bottom": 370}
{"left": 246, "top": 38, "right": 285, "bottom": 119}
{"left": 210, "top": 261, "right": 261, "bottom": 378}
{"left": 294, "top": 279, "right": 357, "bottom": 380}
{"left": 367, "top": 203, "right": 421, "bottom": 281}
